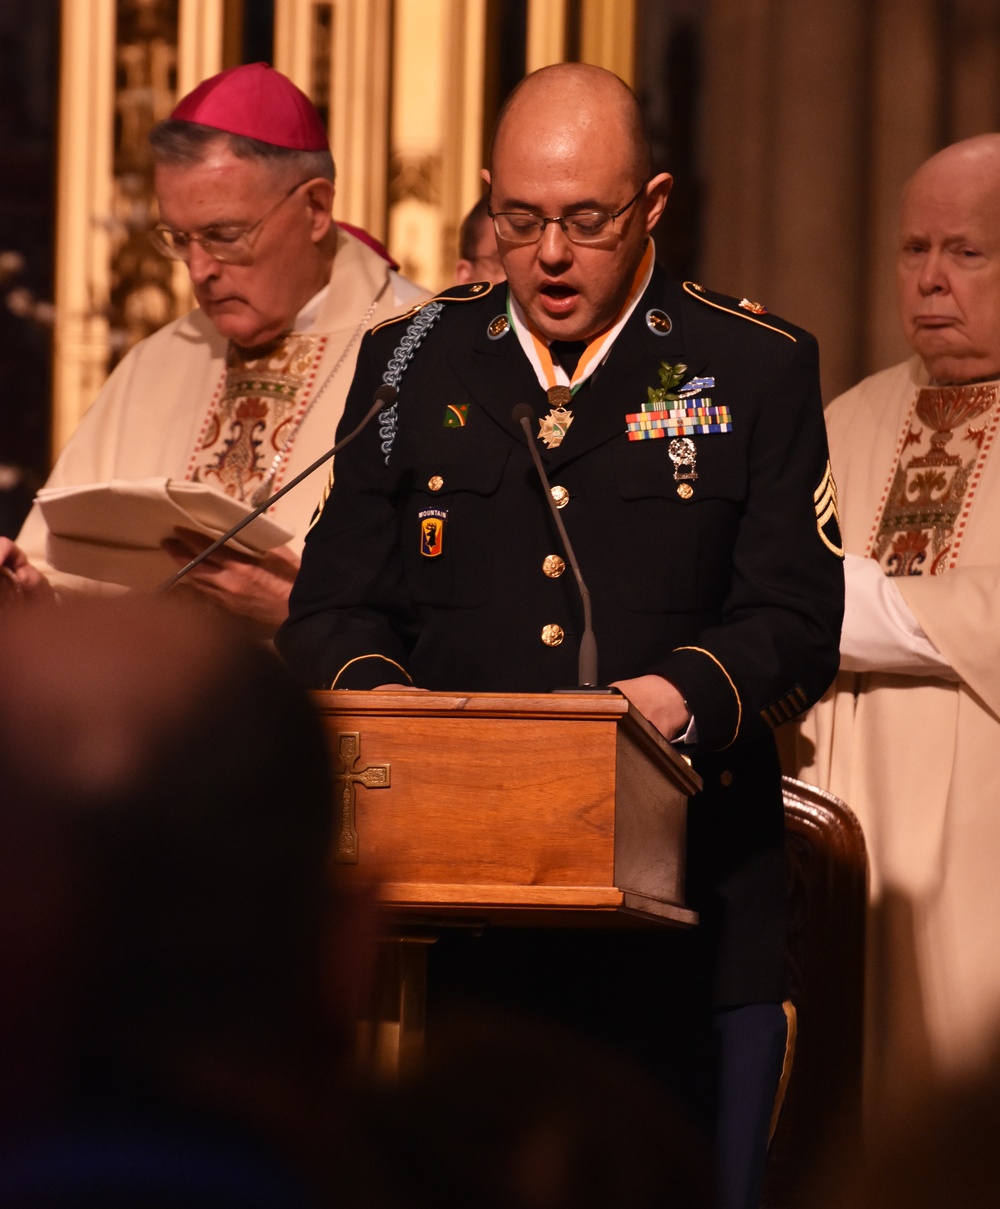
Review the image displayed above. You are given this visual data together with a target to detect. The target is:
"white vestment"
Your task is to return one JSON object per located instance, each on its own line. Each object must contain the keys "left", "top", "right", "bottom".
{"left": 791, "top": 356, "right": 1000, "bottom": 1105}
{"left": 19, "top": 229, "right": 427, "bottom": 593}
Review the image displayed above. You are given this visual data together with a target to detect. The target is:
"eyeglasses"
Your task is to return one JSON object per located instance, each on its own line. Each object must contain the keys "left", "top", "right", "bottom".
{"left": 488, "top": 180, "right": 649, "bottom": 246}
{"left": 149, "top": 179, "right": 310, "bottom": 265}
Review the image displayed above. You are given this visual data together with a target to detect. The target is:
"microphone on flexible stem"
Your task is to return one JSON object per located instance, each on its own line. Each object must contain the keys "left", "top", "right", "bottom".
{"left": 511, "top": 402, "right": 602, "bottom": 689}
{"left": 156, "top": 384, "right": 398, "bottom": 594}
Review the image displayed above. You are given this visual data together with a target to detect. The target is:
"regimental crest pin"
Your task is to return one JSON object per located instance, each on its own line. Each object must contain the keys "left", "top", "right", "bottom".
{"left": 443, "top": 403, "right": 469, "bottom": 427}
{"left": 418, "top": 508, "right": 447, "bottom": 557}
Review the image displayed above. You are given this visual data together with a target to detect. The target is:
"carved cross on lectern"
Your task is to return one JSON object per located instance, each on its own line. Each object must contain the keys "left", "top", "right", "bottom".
{"left": 331, "top": 731, "right": 391, "bottom": 864}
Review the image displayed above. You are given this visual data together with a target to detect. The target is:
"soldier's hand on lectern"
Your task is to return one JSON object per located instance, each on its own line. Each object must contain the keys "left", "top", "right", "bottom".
{"left": 610, "top": 674, "right": 691, "bottom": 741}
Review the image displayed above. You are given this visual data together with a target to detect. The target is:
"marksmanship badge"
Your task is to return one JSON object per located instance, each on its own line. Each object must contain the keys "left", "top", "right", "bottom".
{"left": 669, "top": 437, "right": 699, "bottom": 498}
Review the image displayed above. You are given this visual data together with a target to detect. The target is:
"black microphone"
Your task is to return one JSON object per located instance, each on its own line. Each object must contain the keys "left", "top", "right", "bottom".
{"left": 157, "top": 384, "right": 398, "bottom": 594}
{"left": 511, "top": 402, "right": 599, "bottom": 687}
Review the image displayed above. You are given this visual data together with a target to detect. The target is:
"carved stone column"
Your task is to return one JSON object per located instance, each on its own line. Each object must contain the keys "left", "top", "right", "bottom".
{"left": 580, "top": 0, "right": 637, "bottom": 84}
{"left": 526, "top": 0, "right": 567, "bottom": 72}
{"left": 52, "top": 0, "right": 116, "bottom": 452}
{"left": 700, "top": 0, "right": 869, "bottom": 402}
{"left": 700, "top": 0, "right": 1000, "bottom": 402}
{"left": 864, "top": 0, "right": 943, "bottom": 378}
{"left": 53, "top": 0, "right": 212, "bottom": 453}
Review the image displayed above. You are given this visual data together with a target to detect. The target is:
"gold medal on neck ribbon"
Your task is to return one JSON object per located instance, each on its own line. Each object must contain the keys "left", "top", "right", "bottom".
{"left": 538, "top": 386, "right": 574, "bottom": 449}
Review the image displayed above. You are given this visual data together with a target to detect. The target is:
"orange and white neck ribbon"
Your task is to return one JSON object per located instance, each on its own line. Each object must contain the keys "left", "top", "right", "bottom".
{"left": 508, "top": 239, "right": 655, "bottom": 398}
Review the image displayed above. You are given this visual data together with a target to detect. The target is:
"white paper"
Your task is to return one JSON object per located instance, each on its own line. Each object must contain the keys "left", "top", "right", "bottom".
{"left": 36, "top": 477, "right": 293, "bottom": 591}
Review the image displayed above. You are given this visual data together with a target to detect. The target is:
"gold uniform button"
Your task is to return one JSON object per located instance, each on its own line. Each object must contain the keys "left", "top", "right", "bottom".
{"left": 541, "top": 624, "right": 565, "bottom": 647}
{"left": 720, "top": 770, "right": 734, "bottom": 788}
{"left": 550, "top": 485, "right": 569, "bottom": 509}
{"left": 428, "top": 475, "right": 444, "bottom": 492}
{"left": 677, "top": 483, "right": 694, "bottom": 500}
{"left": 542, "top": 554, "right": 566, "bottom": 578}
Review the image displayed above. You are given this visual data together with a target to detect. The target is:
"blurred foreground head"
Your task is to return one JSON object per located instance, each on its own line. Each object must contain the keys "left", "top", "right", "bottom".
{"left": 0, "top": 597, "right": 358, "bottom": 1130}
{"left": 365, "top": 1008, "right": 711, "bottom": 1209}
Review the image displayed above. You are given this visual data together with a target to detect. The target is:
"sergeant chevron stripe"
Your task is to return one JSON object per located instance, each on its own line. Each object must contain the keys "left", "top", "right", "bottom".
{"left": 814, "top": 461, "right": 845, "bottom": 556}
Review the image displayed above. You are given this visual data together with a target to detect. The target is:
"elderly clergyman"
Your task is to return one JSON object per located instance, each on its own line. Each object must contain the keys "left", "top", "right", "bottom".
{"left": 0, "top": 63, "right": 425, "bottom": 633}
{"left": 279, "top": 63, "right": 844, "bottom": 1209}
{"left": 790, "top": 135, "right": 1000, "bottom": 1111}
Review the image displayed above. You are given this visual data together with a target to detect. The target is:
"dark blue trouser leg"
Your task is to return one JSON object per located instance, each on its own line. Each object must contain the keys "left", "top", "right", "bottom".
{"left": 712, "top": 1002, "right": 788, "bottom": 1209}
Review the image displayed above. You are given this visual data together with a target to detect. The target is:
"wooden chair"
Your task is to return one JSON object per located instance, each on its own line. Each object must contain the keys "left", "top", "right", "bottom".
{"left": 763, "top": 777, "right": 868, "bottom": 1207}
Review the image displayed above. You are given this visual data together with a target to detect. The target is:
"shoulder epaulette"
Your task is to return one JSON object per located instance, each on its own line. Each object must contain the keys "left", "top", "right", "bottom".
{"left": 682, "top": 281, "right": 797, "bottom": 343}
{"left": 372, "top": 280, "right": 496, "bottom": 334}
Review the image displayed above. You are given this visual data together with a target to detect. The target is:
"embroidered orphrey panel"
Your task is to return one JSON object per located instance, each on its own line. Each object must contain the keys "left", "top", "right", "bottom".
{"left": 868, "top": 382, "right": 1000, "bottom": 576}
{"left": 187, "top": 333, "right": 325, "bottom": 505}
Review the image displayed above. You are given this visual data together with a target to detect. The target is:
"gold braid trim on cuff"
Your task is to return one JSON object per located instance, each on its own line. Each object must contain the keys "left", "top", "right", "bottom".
{"left": 672, "top": 646, "right": 742, "bottom": 749}
{"left": 329, "top": 654, "right": 414, "bottom": 689}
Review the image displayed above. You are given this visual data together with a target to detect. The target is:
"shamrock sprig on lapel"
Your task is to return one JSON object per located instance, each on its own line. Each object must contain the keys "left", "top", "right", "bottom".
{"left": 647, "top": 361, "right": 689, "bottom": 406}
{"left": 646, "top": 361, "right": 716, "bottom": 407}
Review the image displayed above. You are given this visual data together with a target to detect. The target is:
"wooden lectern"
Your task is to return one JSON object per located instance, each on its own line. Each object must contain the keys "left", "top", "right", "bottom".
{"left": 313, "top": 689, "right": 702, "bottom": 1071}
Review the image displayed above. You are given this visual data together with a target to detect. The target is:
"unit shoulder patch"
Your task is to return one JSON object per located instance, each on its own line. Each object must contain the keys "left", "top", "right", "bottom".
{"left": 682, "top": 281, "right": 797, "bottom": 343}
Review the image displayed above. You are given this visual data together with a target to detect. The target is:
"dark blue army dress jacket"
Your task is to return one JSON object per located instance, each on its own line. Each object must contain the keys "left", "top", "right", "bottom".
{"left": 278, "top": 265, "right": 845, "bottom": 1007}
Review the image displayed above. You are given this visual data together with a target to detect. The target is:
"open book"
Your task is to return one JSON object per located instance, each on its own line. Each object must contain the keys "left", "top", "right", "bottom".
{"left": 36, "top": 477, "right": 293, "bottom": 591}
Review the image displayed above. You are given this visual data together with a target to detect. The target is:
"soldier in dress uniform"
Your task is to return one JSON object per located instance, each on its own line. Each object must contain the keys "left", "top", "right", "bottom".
{"left": 278, "top": 63, "right": 843, "bottom": 1209}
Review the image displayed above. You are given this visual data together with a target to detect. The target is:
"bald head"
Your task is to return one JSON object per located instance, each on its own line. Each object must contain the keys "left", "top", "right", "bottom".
{"left": 485, "top": 64, "right": 671, "bottom": 343}
{"left": 491, "top": 63, "right": 652, "bottom": 183}
{"left": 904, "top": 134, "right": 1000, "bottom": 198}
{"left": 897, "top": 134, "right": 1000, "bottom": 383}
